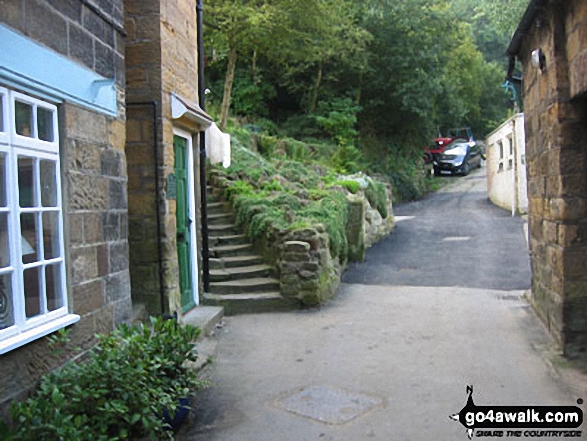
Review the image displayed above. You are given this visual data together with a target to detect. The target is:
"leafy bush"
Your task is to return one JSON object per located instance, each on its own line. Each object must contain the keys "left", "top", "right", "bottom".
{"left": 224, "top": 180, "right": 256, "bottom": 202}
{"left": 365, "top": 180, "right": 389, "bottom": 218}
{"left": 7, "top": 318, "right": 202, "bottom": 441}
{"left": 335, "top": 180, "right": 361, "bottom": 194}
{"left": 230, "top": 70, "right": 276, "bottom": 118}
{"left": 278, "top": 160, "right": 321, "bottom": 188}
{"left": 283, "top": 138, "right": 312, "bottom": 162}
{"left": 300, "top": 190, "right": 349, "bottom": 260}
{"left": 315, "top": 98, "right": 361, "bottom": 148}
{"left": 331, "top": 145, "right": 364, "bottom": 174}
{"left": 218, "top": 127, "right": 395, "bottom": 261}
{"left": 257, "top": 134, "right": 282, "bottom": 158}
{"left": 255, "top": 118, "right": 280, "bottom": 136}
{"left": 281, "top": 114, "right": 321, "bottom": 139}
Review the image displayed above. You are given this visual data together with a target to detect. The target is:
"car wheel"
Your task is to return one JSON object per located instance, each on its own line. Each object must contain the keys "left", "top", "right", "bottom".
{"left": 462, "top": 162, "right": 470, "bottom": 176}
{"left": 434, "top": 167, "right": 440, "bottom": 176}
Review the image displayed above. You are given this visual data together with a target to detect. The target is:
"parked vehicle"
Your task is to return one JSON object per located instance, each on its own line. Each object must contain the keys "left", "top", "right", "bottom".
{"left": 423, "top": 137, "right": 467, "bottom": 164}
{"left": 433, "top": 141, "right": 483, "bottom": 176}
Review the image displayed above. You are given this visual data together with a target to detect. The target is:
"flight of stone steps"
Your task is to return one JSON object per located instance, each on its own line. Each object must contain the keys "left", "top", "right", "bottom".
{"left": 203, "top": 186, "right": 296, "bottom": 315}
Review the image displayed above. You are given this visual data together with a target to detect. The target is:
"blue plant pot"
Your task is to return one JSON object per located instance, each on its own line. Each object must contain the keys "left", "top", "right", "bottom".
{"left": 162, "top": 397, "right": 191, "bottom": 430}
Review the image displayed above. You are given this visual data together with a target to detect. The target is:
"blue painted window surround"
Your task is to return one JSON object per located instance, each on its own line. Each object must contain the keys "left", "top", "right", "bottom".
{"left": 0, "top": 24, "right": 117, "bottom": 117}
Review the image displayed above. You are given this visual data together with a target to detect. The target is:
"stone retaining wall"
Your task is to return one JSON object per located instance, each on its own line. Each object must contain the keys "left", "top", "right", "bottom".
{"left": 210, "top": 173, "right": 394, "bottom": 306}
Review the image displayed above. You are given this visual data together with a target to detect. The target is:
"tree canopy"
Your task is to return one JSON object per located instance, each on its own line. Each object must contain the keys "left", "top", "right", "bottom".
{"left": 204, "top": 0, "right": 528, "bottom": 154}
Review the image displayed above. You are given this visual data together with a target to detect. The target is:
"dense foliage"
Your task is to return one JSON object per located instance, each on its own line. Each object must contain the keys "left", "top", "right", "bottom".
{"left": 212, "top": 130, "right": 393, "bottom": 261}
{"left": 5, "top": 318, "right": 203, "bottom": 441}
{"left": 205, "top": 0, "right": 527, "bottom": 200}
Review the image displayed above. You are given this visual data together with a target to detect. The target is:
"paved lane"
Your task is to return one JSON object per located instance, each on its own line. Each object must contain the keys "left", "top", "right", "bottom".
{"left": 344, "top": 169, "right": 531, "bottom": 291}
{"left": 179, "top": 169, "right": 583, "bottom": 441}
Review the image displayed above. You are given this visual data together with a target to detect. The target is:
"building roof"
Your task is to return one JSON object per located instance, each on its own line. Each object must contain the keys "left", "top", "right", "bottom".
{"left": 507, "top": 0, "right": 545, "bottom": 56}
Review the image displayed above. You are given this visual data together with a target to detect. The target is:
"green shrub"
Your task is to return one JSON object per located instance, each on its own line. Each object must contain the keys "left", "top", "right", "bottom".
{"left": 255, "top": 118, "right": 280, "bottom": 136}
{"left": 331, "top": 145, "right": 363, "bottom": 174}
{"left": 281, "top": 114, "right": 320, "bottom": 139}
{"left": 365, "top": 180, "right": 389, "bottom": 219}
{"left": 8, "top": 318, "right": 202, "bottom": 441}
{"left": 314, "top": 98, "right": 361, "bottom": 148}
{"left": 278, "top": 160, "right": 321, "bottom": 188}
{"left": 299, "top": 191, "right": 349, "bottom": 260}
{"left": 259, "top": 179, "right": 284, "bottom": 192}
{"left": 283, "top": 138, "right": 312, "bottom": 162}
{"left": 224, "top": 180, "right": 256, "bottom": 202}
{"left": 257, "top": 134, "right": 283, "bottom": 158}
{"left": 334, "top": 180, "right": 361, "bottom": 194}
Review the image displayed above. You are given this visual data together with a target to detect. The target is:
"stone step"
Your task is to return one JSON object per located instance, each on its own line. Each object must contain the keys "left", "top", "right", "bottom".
{"left": 209, "top": 255, "right": 265, "bottom": 269}
{"left": 208, "top": 212, "right": 234, "bottom": 225}
{"left": 209, "top": 234, "right": 248, "bottom": 247}
{"left": 208, "top": 223, "right": 239, "bottom": 236}
{"left": 207, "top": 201, "right": 229, "bottom": 215}
{"left": 209, "top": 277, "right": 280, "bottom": 295}
{"left": 203, "top": 292, "right": 297, "bottom": 315}
{"left": 209, "top": 243, "right": 254, "bottom": 258}
{"left": 206, "top": 189, "right": 222, "bottom": 202}
{"left": 209, "top": 264, "right": 274, "bottom": 282}
{"left": 181, "top": 306, "right": 224, "bottom": 337}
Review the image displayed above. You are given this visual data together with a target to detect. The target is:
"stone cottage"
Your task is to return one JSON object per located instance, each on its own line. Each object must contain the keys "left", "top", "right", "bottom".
{"left": 0, "top": 0, "right": 215, "bottom": 415}
{"left": 508, "top": 0, "right": 587, "bottom": 357}
{"left": 0, "top": 0, "right": 130, "bottom": 412}
{"left": 125, "top": 0, "right": 212, "bottom": 319}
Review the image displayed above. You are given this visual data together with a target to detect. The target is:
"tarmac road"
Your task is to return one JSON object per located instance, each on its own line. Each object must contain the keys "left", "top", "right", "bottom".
{"left": 343, "top": 169, "right": 531, "bottom": 291}
{"left": 179, "top": 169, "right": 584, "bottom": 441}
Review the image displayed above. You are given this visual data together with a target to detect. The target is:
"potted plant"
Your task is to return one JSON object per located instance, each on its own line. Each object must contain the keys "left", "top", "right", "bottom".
{"left": 6, "top": 317, "right": 204, "bottom": 440}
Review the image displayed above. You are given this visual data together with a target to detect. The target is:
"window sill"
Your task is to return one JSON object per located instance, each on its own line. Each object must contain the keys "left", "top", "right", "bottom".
{"left": 0, "top": 314, "right": 80, "bottom": 355}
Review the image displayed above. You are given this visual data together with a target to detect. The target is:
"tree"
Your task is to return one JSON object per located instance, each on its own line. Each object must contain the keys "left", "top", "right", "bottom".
{"left": 205, "top": 0, "right": 278, "bottom": 129}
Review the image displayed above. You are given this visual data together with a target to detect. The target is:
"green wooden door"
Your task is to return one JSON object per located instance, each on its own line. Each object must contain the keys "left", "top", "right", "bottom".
{"left": 174, "top": 135, "right": 195, "bottom": 312}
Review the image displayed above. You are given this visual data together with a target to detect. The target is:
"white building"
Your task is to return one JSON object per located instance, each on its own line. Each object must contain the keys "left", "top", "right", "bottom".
{"left": 486, "top": 113, "right": 528, "bottom": 215}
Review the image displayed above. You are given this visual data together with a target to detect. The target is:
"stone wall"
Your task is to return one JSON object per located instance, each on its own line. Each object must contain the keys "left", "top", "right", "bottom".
{"left": 514, "top": 0, "right": 587, "bottom": 356}
{"left": 126, "top": 0, "right": 204, "bottom": 316}
{"left": 210, "top": 172, "right": 394, "bottom": 306}
{"left": 278, "top": 228, "right": 343, "bottom": 306}
{"left": 0, "top": 0, "right": 129, "bottom": 413}
{"left": 346, "top": 186, "right": 394, "bottom": 261}
{"left": 125, "top": 0, "right": 165, "bottom": 315}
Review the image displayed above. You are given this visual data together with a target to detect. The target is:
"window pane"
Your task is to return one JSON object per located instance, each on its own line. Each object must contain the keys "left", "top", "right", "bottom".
{"left": 43, "top": 212, "right": 60, "bottom": 259}
{"left": 21, "top": 213, "right": 38, "bottom": 263}
{"left": 45, "top": 264, "right": 63, "bottom": 311}
{"left": 0, "top": 273, "right": 14, "bottom": 329}
{"left": 15, "top": 100, "right": 33, "bottom": 137}
{"left": 37, "top": 107, "right": 54, "bottom": 142}
{"left": 0, "top": 154, "right": 5, "bottom": 207}
{"left": 0, "top": 213, "right": 9, "bottom": 268}
{"left": 24, "top": 266, "right": 41, "bottom": 318}
{"left": 0, "top": 94, "right": 4, "bottom": 133}
{"left": 40, "top": 160, "right": 57, "bottom": 207}
{"left": 18, "top": 157, "right": 36, "bottom": 207}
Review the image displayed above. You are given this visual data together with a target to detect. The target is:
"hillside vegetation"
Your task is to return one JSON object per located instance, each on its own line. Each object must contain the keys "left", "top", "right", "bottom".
{"left": 212, "top": 123, "right": 390, "bottom": 262}
{"left": 205, "top": 0, "right": 528, "bottom": 201}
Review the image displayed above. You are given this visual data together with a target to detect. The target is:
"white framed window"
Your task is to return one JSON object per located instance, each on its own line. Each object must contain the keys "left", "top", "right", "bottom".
{"left": 0, "top": 87, "right": 78, "bottom": 354}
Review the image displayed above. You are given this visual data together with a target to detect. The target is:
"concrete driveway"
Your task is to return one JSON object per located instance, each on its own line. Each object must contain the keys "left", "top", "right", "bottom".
{"left": 179, "top": 170, "right": 585, "bottom": 441}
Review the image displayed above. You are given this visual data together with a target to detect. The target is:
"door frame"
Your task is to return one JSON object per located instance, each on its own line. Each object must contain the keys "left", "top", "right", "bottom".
{"left": 173, "top": 128, "right": 199, "bottom": 308}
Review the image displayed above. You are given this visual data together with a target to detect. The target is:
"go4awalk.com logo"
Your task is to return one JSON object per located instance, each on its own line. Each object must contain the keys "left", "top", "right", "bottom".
{"left": 450, "top": 386, "right": 583, "bottom": 439}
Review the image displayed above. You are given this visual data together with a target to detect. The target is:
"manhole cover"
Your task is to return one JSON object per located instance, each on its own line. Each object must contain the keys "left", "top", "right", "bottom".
{"left": 276, "top": 385, "right": 383, "bottom": 424}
